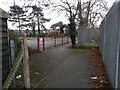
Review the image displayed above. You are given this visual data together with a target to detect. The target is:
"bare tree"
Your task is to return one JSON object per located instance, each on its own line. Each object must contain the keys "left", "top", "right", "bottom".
{"left": 44, "top": 0, "right": 78, "bottom": 47}
{"left": 77, "top": 0, "right": 109, "bottom": 27}
{"left": 44, "top": 0, "right": 109, "bottom": 47}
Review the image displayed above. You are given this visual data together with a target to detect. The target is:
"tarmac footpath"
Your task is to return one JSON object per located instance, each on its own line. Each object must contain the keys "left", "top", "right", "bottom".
{"left": 29, "top": 43, "right": 96, "bottom": 88}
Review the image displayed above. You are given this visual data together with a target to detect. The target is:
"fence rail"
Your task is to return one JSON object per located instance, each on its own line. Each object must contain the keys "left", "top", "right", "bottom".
{"left": 100, "top": 1, "right": 120, "bottom": 88}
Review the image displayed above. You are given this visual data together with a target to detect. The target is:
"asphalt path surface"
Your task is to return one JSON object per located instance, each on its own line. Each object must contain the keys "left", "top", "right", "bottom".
{"left": 30, "top": 43, "right": 95, "bottom": 88}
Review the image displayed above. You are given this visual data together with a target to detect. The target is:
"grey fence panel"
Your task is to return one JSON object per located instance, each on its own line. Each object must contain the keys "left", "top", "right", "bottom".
{"left": 78, "top": 27, "right": 89, "bottom": 46}
{"left": 78, "top": 27, "right": 99, "bottom": 46}
{"left": 27, "top": 37, "right": 70, "bottom": 50}
{"left": 100, "top": 2, "right": 120, "bottom": 88}
{"left": 99, "top": 19, "right": 105, "bottom": 57}
{"left": 0, "top": 16, "right": 2, "bottom": 89}
{"left": 118, "top": 2, "right": 120, "bottom": 88}
{"left": 105, "top": 9, "right": 118, "bottom": 87}
{"left": 0, "top": 26, "right": 2, "bottom": 89}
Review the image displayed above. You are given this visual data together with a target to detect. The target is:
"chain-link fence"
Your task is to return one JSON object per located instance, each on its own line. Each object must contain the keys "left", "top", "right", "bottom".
{"left": 100, "top": 1, "right": 120, "bottom": 88}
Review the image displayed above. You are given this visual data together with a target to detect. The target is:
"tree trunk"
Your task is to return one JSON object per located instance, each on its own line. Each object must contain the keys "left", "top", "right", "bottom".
{"left": 70, "top": 35, "right": 76, "bottom": 48}
{"left": 32, "top": 22, "right": 35, "bottom": 36}
{"left": 18, "top": 15, "right": 21, "bottom": 36}
{"left": 68, "top": 16, "right": 76, "bottom": 48}
{"left": 37, "top": 17, "right": 40, "bottom": 34}
{"left": 86, "top": 1, "right": 91, "bottom": 26}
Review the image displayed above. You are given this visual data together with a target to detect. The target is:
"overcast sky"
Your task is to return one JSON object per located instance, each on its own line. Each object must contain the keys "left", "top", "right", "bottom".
{"left": 0, "top": 0, "right": 115, "bottom": 29}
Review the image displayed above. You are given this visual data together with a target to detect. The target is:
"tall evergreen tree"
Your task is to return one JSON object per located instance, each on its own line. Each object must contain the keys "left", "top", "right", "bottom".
{"left": 9, "top": 5, "right": 27, "bottom": 35}
{"left": 24, "top": 5, "right": 50, "bottom": 36}
{"left": 29, "top": 5, "right": 50, "bottom": 35}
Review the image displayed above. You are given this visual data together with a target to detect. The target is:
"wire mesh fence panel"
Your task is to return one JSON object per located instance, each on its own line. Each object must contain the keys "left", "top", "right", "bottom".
{"left": 64, "top": 36, "right": 70, "bottom": 44}
{"left": 44, "top": 37, "right": 54, "bottom": 49}
{"left": 27, "top": 36, "right": 70, "bottom": 51}
{"left": 27, "top": 37, "right": 38, "bottom": 49}
{"left": 56, "top": 38, "right": 62, "bottom": 46}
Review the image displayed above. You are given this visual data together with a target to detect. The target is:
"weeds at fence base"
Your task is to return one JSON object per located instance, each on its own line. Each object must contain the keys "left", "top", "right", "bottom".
{"left": 83, "top": 41, "right": 99, "bottom": 48}
{"left": 67, "top": 41, "right": 99, "bottom": 49}
{"left": 66, "top": 42, "right": 99, "bottom": 49}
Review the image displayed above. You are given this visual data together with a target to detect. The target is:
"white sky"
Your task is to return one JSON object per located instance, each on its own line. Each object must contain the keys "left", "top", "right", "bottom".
{"left": 0, "top": 0, "right": 115, "bottom": 29}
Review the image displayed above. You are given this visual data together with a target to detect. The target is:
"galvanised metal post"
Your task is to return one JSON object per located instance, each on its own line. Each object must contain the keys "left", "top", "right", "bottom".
{"left": 103, "top": 17, "right": 106, "bottom": 62}
{"left": 115, "top": 1, "right": 120, "bottom": 88}
{"left": 118, "top": 2, "right": 120, "bottom": 88}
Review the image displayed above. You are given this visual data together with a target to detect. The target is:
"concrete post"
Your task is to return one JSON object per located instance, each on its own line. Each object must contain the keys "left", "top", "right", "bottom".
{"left": 23, "top": 37, "right": 31, "bottom": 88}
